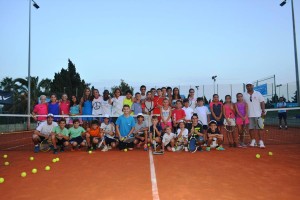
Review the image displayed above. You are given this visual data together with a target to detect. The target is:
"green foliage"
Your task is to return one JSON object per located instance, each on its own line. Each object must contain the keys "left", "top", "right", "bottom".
{"left": 111, "top": 79, "right": 134, "bottom": 96}
{"left": 291, "top": 90, "right": 298, "bottom": 103}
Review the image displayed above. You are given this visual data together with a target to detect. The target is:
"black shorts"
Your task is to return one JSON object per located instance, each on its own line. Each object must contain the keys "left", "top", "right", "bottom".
{"left": 57, "top": 138, "right": 67, "bottom": 146}
{"left": 70, "top": 136, "right": 84, "bottom": 144}
{"left": 202, "top": 125, "right": 208, "bottom": 130}
{"left": 164, "top": 142, "right": 171, "bottom": 148}
{"left": 105, "top": 137, "right": 116, "bottom": 145}
{"left": 118, "top": 141, "right": 134, "bottom": 150}
{"left": 135, "top": 137, "right": 145, "bottom": 143}
{"left": 90, "top": 136, "right": 100, "bottom": 143}
{"left": 278, "top": 112, "right": 287, "bottom": 120}
{"left": 39, "top": 135, "right": 46, "bottom": 141}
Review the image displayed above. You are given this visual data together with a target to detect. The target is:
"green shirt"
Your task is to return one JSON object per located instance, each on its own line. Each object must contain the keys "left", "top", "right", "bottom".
{"left": 69, "top": 126, "right": 85, "bottom": 138}
{"left": 52, "top": 126, "right": 69, "bottom": 137}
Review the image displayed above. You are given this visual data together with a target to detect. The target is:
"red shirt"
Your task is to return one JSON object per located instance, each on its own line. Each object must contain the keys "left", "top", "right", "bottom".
{"left": 172, "top": 109, "right": 186, "bottom": 121}
{"left": 33, "top": 103, "right": 48, "bottom": 121}
{"left": 153, "top": 96, "right": 164, "bottom": 115}
{"left": 60, "top": 100, "right": 70, "bottom": 115}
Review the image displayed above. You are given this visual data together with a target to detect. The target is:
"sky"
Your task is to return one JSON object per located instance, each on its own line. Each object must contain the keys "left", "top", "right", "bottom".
{"left": 0, "top": 0, "right": 299, "bottom": 98}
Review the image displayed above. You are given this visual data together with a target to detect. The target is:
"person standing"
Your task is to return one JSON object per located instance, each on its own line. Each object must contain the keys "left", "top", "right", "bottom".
{"left": 277, "top": 97, "right": 287, "bottom": 129}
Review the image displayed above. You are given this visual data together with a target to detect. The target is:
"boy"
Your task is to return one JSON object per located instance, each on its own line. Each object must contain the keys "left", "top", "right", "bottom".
{"left": 131, "top": 92, "right": 143, "bottom": 115}
{"left": 162, "top": 126, "right": 176, "bottom": 152}
{"left": 116, "top": 105, "right": 136, "bottom": 150}
{"left": 206, "top": 120, "right": 225, "bottom": 151}
{"left": 143, "top": 91, "right": 154, "bottom": 115}
{"left": 101, "top": 114, "right": 117, "bottom": 150}
{"left": 176, "top": 121, "right": 189, "bottom": 151}
{"left": 32, "top": 113, "right": 58, "bottom": 153}
{"left": 149, "top": 115, "right": 163, "bottom": 149}
{"left": 51, "top": 118, "right": 69, "bottom": 154}
{"left": 133, "top": 113, "right": 148, "bottom": 150}
{"left": 68, "top": 119, "right": 86, "bottom": 151}
{"left": 172, "top": 100, "right": 186, "bottom": 129}
{"left": 86, "top": 120, "right": 108, "bottom": 151}
{"left": 153, "top": 88, "right": 164, "bottom": 122}
{"left": 182, "top": 98, "right": 194, "bottom": 123}
{"left": 140, "top": 85, "right": 147, "bottom": 100}
{"left": 193, "top": 97, "right": 210, "bottom": 130}
{"left": 188, "top": 114, "right": 205, "bottom": 151}
{"left": 123, "top": 90, "right": 134, "bottom": 113}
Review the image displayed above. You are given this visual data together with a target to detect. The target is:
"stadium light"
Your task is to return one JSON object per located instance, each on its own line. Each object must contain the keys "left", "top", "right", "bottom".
{"left": 212, "top": 76, "right": 217, "bottom": 94}
{"left": 27, "top": 0, "right": 40, "bottom": 130}
{"left": 280, "top": 0, "right": 299, "bottom": 105}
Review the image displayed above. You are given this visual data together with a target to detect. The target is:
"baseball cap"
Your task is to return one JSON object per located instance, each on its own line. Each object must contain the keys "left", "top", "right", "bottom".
{"left": 47, "top": 113, "right": 54, "bottom": 118}
{"left": 246, "top": 82, "right": 253, "bottom": 86}
{"left": 103, "top": 114, "right": 110, "bottom": 118}
{"left": 208, "top": 120, "right": 217, "bottom": 126}
{"left": 137, "top": 113, "right": 144, "bottom": 118}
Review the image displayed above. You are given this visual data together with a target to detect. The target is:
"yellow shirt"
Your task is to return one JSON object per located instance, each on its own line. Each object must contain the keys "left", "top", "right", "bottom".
{"left": 123, "top": 98, "right": 133, "bottom": 115}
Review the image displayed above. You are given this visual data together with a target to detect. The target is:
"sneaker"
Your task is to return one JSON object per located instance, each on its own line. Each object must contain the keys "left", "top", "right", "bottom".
{"left": 144, "top": 144, "right": 148, "bottom": 151}
{"left": 216, "top": 146, "right": 225, "bottom": 151}
{"left": 259, "top": 140, "right": 265, "bottom": 148}
{"left": 53, "top": 148, "right": 58, "bottom": 154}
{"left": 184, "top": 147, "right": 188, "bottom": 152}
{"left": 285, "top": 126, "right": 288, "bottom": 130}
{"left": 171, "top": 147, "right": 176, "bottom": 152}
{"left": 34, "top": 145, "right": 40, "bottom": 153}
{"left": 197, "top": 147, "right": 203, "bottom": 152}
{"left": 237, "top": 143, "right": 242, "bottom": 148}
{"left": 92, "top": 144, "right": 97, "bottom": 150}
{"left": 249, "top": 139, "right": 256, "bottom": 147}
{"left": 206, "top": 147, "right": 211, "bottom": 152}
{"left": 279, "top": 126, "right": 282, "bottom": 129}
{"left": 101, "top": 145, "right": 108, "bottom": 152}
{"left": 60, "top": 146, "right": 64, "bottom": 152}
{"left": 107, "top": 145, "right": 112, "bottom": 150}
{"left": 203, "top": 143, "right": 207, "bottom": 147}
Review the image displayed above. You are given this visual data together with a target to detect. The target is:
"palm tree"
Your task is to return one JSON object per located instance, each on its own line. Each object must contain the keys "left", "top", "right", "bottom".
{"left": 0, "top": 77, "right": 15, "bottom": 91}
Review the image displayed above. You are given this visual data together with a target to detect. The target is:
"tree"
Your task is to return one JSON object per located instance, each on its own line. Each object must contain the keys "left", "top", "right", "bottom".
{"left": 0, "top": 77, "right": 15, "bottom": 91}
{"left": 111, "top": 79, "right": 134, "bottom": 95}
{"left": 291, "top": 90, "right": 298, "bottom": 103}
{"left": 51, "top": 59, "right": 89, "bottom": 98}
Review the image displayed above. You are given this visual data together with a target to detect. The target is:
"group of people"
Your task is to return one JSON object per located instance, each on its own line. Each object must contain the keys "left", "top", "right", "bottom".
{"left": 31, "top": 82, "right": 269, "bottom": 154}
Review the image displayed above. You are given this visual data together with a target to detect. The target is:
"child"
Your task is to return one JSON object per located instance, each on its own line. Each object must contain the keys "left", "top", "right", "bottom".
{"left": 171, "top": 87, "right": 181, "bottom": 108}
{"left": 160, "top": 98, "right": 172, "bottom": 130}
{"left": 69, "top": 95, "right": 82, "bottom": 126}
{"left": 162, "top": 126, "right": 176, "bottom": 152}
{"left": 153, "top": 88, "right": 164, "bottom": 122}
{"left": 172, "top": 100, "right": 186, "bottom": 129}
{"left": 101, "top": 114, "right": 117, "bottom": 149}
{"left": 51, "top": 118, "right": 69, "bottom": 154}
{"left": 206, "top": 120, "right": 225, "bottom": 151}
{"left": 193, "top": 97, "right": 210, "bottom": 130}
{"left": 188, "top": 114, "right": 205, "bottom": 151}
{"left": 149, "top": 115, "right": 163, "bottom": 149}
{"left": 48, "top": 94, "right": 60, "bottom": 122}
{"left": 116, "top": 105, "right": 136, "bottom": 150}
{"left": 223, "top": 95, "right": 238, "bottom": 147}
{"left": 143, "top": 91, "right": 154, "bottom": 115}
{"left": 86, "top": 120, "right": 106, "bottom": 151}
{"left": 131, "top": 92, "right": 143, "bottom": 115}
{"left": 176, "top": 121, "right": 189, "bottom": 151}
{"left": 59, "top": 93, "right": 70, "bottom": 124}
{"left": 209, "top": 94, "right": 223, "bottom": 133}
{"left": 235, "top": 93, "right": 249, "bottom": 147}
{"left": 277, "top": 97, "right": 287, "bottom": 129}
{"left": 187, "top": 88, "right": 197, "bottom": 109}
{"left": 111, "top": 88, "right": 125, "bottom": 123}
{"left": 100, "top": 90, "right": 112, "bottom": 120}
{"left": 133, "top": 113, "right": 148, "bottom": 150}
{"left": 68, "top": 119, "right": 86, "bottom": 151}
{"left": 182, "top": 98, "right": 194, "bottom": 123}
{"left": 81, "top": 88, "right": 93, "bottom": 129}
{"left": 92, "top": 89, "right": 102, "bottom": 119}
{"left": 123, "top": 90, "right": 134, "bottom": 114}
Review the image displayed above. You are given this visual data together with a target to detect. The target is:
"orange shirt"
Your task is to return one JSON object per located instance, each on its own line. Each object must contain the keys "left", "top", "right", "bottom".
{"left": 89, "top": 127, "right": 101, "bottom": 137}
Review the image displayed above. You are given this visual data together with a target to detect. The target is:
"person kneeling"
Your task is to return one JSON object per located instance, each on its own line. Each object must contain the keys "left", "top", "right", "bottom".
{"left": 206, "top": 120, "right": 225, "bottom": 151}
{"left": 162, "top": 126, "right": 176, "bottom": 152}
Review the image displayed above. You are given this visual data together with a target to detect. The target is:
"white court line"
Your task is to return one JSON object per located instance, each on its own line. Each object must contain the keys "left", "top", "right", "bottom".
{"left": 148, "top": 150, "right": 160, "bottom": 200}
{"left": 1, "top": 143, "right": 32, "bottom": 150}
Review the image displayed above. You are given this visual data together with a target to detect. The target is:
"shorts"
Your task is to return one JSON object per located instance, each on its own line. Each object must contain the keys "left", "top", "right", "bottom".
{"left": 164, "top": 142, "right": 172, "bottom": 148}
{"left": 135, "top": 138, "right": 145, "bottom": 143}
{"left": 38, "top": 135, "right": 46, "bottom": 141}
{"left": 223, "top": 118, "right": 236, "bottom": 126}
{"left": 278, "top": 112, "right": 287, "bottom": 120}
{"left": 105, "top": 137, "right": 117, "bottom": 145}
{"left": 56, "top": 138, "right": 68, "bottom": 146}
{"left": 198, "top": 136, "right": 205, "bottom": 142}
{"left": 69, "top": 118, "right": 83, "bottom": 124}
{"left": 70, "top": 136, "right": 84, "bottom": 144}
{"left": 118, "top": 141, "right": 134, "bottom": 150}
{"left": 236, "top": 117, "right": 249, "bottom": 125}
{"left": 161, "top": 122, "right": 172, "bottom": 130}
{"left": 249, "top": 117, "right": 264, "bottom": 130}
{"left": 90, "top": 136, "right": 101, "bottom": 143}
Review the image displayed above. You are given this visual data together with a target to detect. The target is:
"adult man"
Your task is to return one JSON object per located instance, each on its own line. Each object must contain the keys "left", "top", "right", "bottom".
{"left": 140, "top": 85, "right": 147, "bottom": 100}
{"left": 32, "top": 113, "right": 58, "bottom": 153}
{"left": 32, "top": 95, "right": 48, "bottom": 125}
{"left": 243, "top": 82, "right": 266, "bottom": 148}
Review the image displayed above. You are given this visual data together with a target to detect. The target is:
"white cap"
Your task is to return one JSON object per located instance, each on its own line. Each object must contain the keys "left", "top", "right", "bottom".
{"left": 245, "top": 82, "right": 253, "bottom": 86}
{"left": 137, "top": 113, "right": 144, "bottom": 117}
{"left": 103, "top": 114, "right": 110, "bottom": 118}
{"left": 47, "top": 113, "right": 54, "bottom": 118}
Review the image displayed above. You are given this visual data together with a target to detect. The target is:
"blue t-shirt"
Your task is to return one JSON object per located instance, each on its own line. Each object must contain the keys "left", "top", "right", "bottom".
{"left": 48, "top": 102, "right": 59, "bottom": 121}
{"left": 116, "top": 114, "right": 135, "bottom": 137}
{"left": 131, "top": 102, "right": 142, "bottom": 115}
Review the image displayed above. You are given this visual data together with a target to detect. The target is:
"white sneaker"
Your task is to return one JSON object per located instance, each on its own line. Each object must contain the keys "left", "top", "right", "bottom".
{"left": 101, "top": 145, "right": 108, "bottom": 152}
{"left": 259, "top": 140, "right": 265, "bottom": 148}
{"left": 107, "top": 145, "right": 112, "bottom": 150}
{"left": 249, "top": 139, "right": 256, "bottom": 147}
{"left": 184, "top": 147, "right": 188, "bottom": 152}
{"left": 171, "top": 147, "right": 176, "bottom": 152}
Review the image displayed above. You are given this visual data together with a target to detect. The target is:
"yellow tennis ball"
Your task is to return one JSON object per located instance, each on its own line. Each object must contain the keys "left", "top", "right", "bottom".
{"left": 148, "top": 143, "right": 150, "bottom": 147}
{"left": 29, "top": 157, "right": 34, "bottom": 161}
{"left": 55, "top": 158, "right": 59, "bottom": 162}
{"left": 88, "top": 151, "right": 92, "bottom": 154}
{"left": 3, "top": 155, "right": 8, "bottom": 159}
{"left": 45, "top": 166, "right": 50, "bottom": 171}
{"left": 268, "top": 152, "right": 273, "bottom": 156}
{"left": 21, "top": 172, "right": 27, "bottom": 177}
{"left": 52, "top": 158, "right": 57, "bottom": 163}
{"left": 124, "top": 149, "right": 128, "bottom": 152}
{"left": 32, "top": 168, "right": 37, "bottom": 174}
{"left": 4, "top": 161, "right": 9, "bottom": 166}
{"left": 256, "top": 154, "right": 261, "bottom": 159}
{"left": 0, "top": 177, "right": 4, "bottom": 183}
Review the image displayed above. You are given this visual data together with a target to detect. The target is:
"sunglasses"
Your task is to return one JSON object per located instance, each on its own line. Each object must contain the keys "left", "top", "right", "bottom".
{"left": 250, "top": 95, "right": 252, "bottom": 102}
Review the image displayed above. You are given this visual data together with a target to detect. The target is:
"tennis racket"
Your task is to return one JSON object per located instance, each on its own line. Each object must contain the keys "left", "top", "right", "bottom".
{"left": 40, "top": 137, "right": 51, "bottom": 152}
{"left": 241, "top": 121, "right": 248, "bottom": 147}
{"left": 257, "top": 117, "right": 265, "bottom": 129}
{"left": 152, "top": 125, "right": 163, "bottom": 155}
{"left": 123, "top": 135, "right": 135, "bottom": 143}
{"left": 97, "top": 136, "right": 105, "bottom": 149}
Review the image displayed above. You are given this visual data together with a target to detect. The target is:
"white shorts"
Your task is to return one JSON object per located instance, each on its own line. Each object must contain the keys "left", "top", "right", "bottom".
{"left": 223, "top": 118, "right": 236, "bottom": 126}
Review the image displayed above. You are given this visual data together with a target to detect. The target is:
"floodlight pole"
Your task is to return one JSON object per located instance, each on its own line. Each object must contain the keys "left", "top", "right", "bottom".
{"left": 27, "top": 0, "right": 39, "bottom": 130}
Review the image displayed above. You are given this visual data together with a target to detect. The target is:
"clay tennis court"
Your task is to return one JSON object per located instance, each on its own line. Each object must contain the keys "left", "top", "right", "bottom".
{"left": 0, "top": 127, "right": 300, "bottom": 200}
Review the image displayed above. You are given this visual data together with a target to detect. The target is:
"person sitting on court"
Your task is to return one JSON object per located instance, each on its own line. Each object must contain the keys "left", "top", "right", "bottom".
{"left": 176, "top": 121, "right": 189, "bottom": 151}
{"left": 187, "top": 114, "right": 205, "bottom": 151}
{"left": 133, "top": 113, "right": 148, "bottom": 150}
{"left": 101, "top": 114, "right": 117, "bottom": 150}
{"left": 162, "top": 126, "right": 176, "bottom": 152}
{"left": 51, "top": 118, "right": 69, "bottom": 154}
{"left": 149, "top": 115, "right": 163, "bottom": 150}
{"left": 32, "top": 113, "right": 58, "bottom": 153}
{"left": 116, "top": 104, "right": 136, "bottom": 150}
{"left": 86, "top": 119, "right": 108, "bottom": 151}
{"left": 68, "top": 119, "right": 86, "bottom": 151}
{"left": 206, "top": 120, "right": 225, "bottom": 151}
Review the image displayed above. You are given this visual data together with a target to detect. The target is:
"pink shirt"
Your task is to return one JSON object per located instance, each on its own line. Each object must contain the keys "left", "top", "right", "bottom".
{"left": 223, "top": 103, "right": 235, "bottom": 118}
{"left": 60, "top": 101, "right": 70, "bottom": 115}
{"left": 33, "top": 103, "right": 48, "bottom": 121}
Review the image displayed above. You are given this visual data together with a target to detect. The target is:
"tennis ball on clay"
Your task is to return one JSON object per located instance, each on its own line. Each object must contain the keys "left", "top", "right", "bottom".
{"left": 124, "top": 149, "right": 128, "bottom": 152}
{"left": 52, "top": 158, "right": 57, "bottom": 163}
{"left": 4, "top": 161, "right": 9, "bottom": 166}
{"left": 0, "top": 177, "right": 4, "bottom": 183}
{"left": 32, "top": 168, "right": 37, "bottom": 174}
{"left": 55, "top": 158, "right": 60, "bottom": 162}
{"left": 45, "top": 166, "right": 50, "bottom": 171}
{"left": 29, "top": 157, "right": 34, "bottom": 161}
{"left": 148, "top": 143, "right": 150, "bottom": 147}
{"left": 256, "top": 154, "right": 261, "bottom": 159}
{"left": 268, "top": 152, "right": 273, "bottom": 156}
{"left": 3, "top": 155, "right": 8, "bottom": 159}
{"left": 88, "top": 150, "right": 92, "bottom": 154}
{"left": 21, "top": 172, "right": 27, "bottom": 177}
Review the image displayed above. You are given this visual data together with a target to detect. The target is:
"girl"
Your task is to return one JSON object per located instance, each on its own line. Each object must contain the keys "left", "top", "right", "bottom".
{"left": 59, "top": 93, "right": 70, "bottom": 124}
{"left": 209, "top": 94, "right": 223, "bottom": 133}
{"left": 162, "top": 126, "right": 176, "bottom": 152}
{"left": 69, "top": 95, "right": 82, "bottom": 126}
{"left": 171, "top": 87, "right": 182, "bottom": 108}
{"left": 176, "top": 121, "right": 189, "bottom": 151}
{"left": 111, "top": 88, "right": 125, "bottom": 123}
{"left": 223, "top": 95, "right": 238, "bottom": 147}
{"left": 92, "top": 89, "right": 102, "bottom": 119}
{"left": 100, "top": 90, "right": 112, "bottom": 120}
{"left": 160, "top": 98, "right": 172, "bottom": 130}
{"left": 234, "top": 93, "right": 249, "bottom": 147}
{"left": 48, "top": 94, "right": 59, "bottom": 122}
{"left": 80, "top": 88, "right": 93, "bottom": 129}
{"left": 187, "top": 88, "right": 196, "bottom": 109}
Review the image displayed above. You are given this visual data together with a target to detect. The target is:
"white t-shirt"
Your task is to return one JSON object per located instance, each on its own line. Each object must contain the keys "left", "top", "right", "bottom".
{"left": 111, "top": 96, "right": 125, "bottom": 117}
{"left": 162, "top": 132, "right": 176, "bottom": 144}
{"left": 176, "top": 128, "right": 188, "bottom": 139}
{"left": 100, "top": 122, "right": 115, "bottom": 139}
{"left": 243, "top": 91, "right": 264, "bottom": 118}
{"left": 92, "top": 96, "right": 103, "bottom": 115}
{"left": 183, "top": 107, "right": 194, "bottom": 121}
{"left": 101, "top": 99, "right": 112, "bottom": 116}
{"left": 144, "top": 100, "right": 154, "bottom": 114}
{"left": 141, "top": 94, "right": 147, "bottom": 100}
{"left": 36, "top": 121, "right": 58, "bottom": 136}
{"left": 194, "top": 106, "right": 209, "bottom": 125}
{"left": 189, "top": 98, "right": 196, "bottom": 109}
